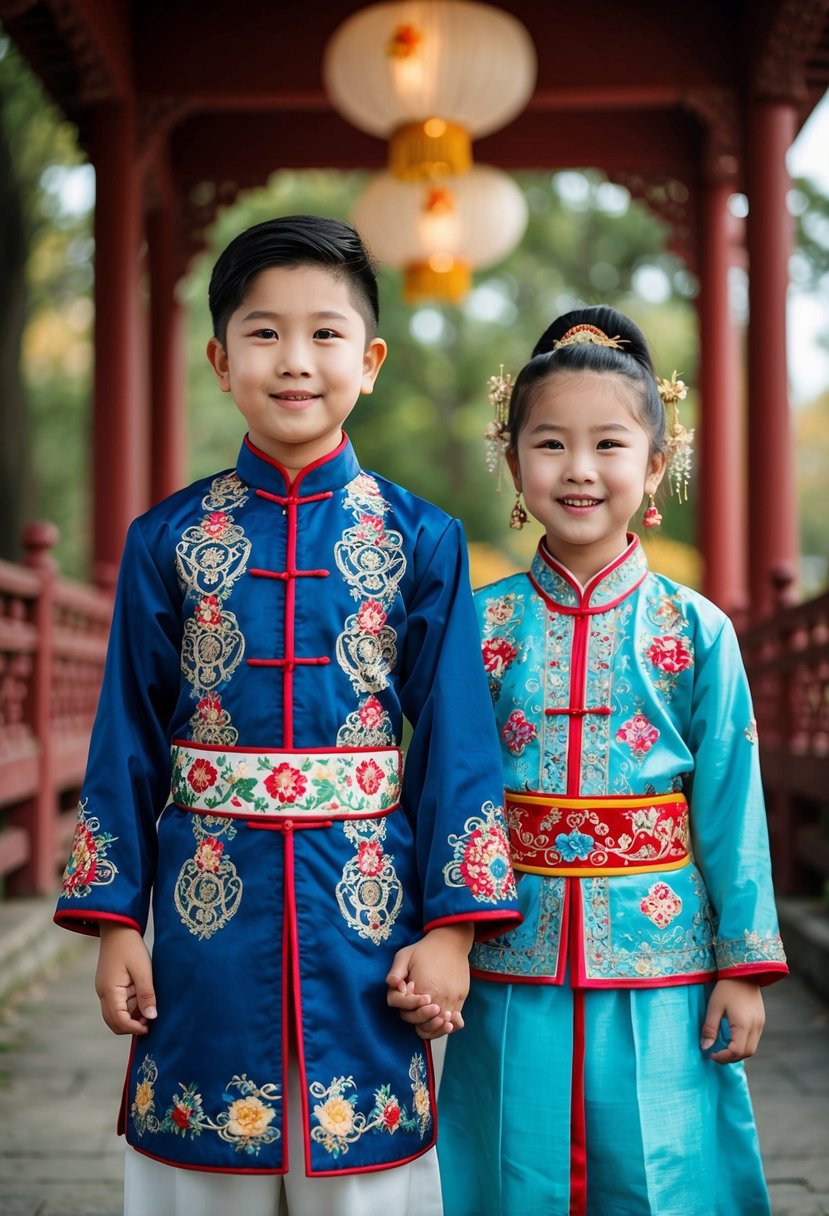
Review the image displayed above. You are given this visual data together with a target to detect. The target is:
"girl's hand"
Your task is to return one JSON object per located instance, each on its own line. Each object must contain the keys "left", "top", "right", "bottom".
{"left": 386, "top": 924, "right": 474, "bottom": 1040}
{"left": 95, "top": 922, "right": 157, "bottom": 1036}
{"left": 701, "top": 978, "right": 765, "bottom": 1064}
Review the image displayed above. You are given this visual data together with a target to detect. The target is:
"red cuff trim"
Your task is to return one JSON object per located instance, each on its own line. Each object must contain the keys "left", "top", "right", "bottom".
{"left": 423, "top": 910, "right": 522, "bottom": 939}
{"left": 716, "top": 962, "right": 789, "bottom": 987}
{"left": 54, "top": 909, "right": 143, "bottom": 938}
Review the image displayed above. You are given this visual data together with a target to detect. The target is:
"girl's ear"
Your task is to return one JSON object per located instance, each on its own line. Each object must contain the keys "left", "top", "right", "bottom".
{"left": 645, "top": 450, "right": 667, "bottom": 496}
{"left": 505, "top": 448, "right": 521, "bottom": 491}
{"left": 206, "top": 337, "right": 231, "bottom": 391}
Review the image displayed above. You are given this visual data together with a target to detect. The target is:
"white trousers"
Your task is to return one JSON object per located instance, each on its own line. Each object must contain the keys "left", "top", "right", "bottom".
{"left": 123, "top": 1051, "right": 443, "bottom": 1216}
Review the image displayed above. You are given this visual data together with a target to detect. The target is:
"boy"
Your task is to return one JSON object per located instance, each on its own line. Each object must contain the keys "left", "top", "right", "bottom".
{"left": 55, "top": 215, "right": 519, "bottom": 1216}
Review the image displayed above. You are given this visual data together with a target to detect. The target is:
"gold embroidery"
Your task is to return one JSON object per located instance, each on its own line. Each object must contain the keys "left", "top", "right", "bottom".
{"left": 173, "top": 817, "right": 243, "bottom": 940}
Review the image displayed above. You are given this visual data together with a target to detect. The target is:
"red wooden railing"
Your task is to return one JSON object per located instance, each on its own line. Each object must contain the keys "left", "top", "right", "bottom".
{"left": 740, "top": 588, "right": 829, "bottom": 895}
{"left": 0, "top": 521, "right": 827, "bottom": 899}
{"left": 0, "top": 523, "right": 112, "bottom": 895}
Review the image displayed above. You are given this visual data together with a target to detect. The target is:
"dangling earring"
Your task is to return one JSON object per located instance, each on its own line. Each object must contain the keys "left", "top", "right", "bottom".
{"left": 510, "top": 492, "right": 528, "bottom": 531}
{"left": 643, "top": 494, "right": 662, "bottom": 528}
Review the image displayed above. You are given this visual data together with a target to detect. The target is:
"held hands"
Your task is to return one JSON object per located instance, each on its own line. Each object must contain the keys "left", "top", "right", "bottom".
{"left": 95, "top": 922, "right": 158, "bottom": 1036}
{"left": 386, "top": 923, "right": 475, "bottom": 1041}
{"left": 701, "top": 977, "right": 765, "bottom": 1064}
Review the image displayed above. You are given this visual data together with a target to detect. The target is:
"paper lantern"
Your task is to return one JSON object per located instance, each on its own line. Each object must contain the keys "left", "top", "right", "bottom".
{"left": 323, "top": 1, "right": 537, "bottom": 178}
{"left": 353, "top": 166, "right": 528, "bottom": 302}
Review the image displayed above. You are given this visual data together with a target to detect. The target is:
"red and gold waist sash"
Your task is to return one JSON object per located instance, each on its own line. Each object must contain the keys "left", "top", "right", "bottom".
{"left": 505, "top": 791, "right": 690, "bottom": 877}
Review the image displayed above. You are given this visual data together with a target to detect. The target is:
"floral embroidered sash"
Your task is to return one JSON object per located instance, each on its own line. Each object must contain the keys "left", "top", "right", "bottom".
{"left": 506, "top": 791, "right": 690, "bottom": 876}
{"left": 171, "top": 742, "right": 402, "bottom": 819}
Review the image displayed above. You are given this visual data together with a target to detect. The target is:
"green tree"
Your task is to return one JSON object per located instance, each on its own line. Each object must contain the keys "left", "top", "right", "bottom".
{"left": 0, "top": 31, "right": 93, "bottom": 571}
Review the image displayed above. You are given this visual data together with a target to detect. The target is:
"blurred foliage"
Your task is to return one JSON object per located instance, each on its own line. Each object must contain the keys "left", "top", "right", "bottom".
{"left": 0, "top": 31, "right": 93, "bottom": 573}
{"left": 795, "top": 387, "right": 829, "bottom": 595}
{"left": 791, "top": 175, "right": 829, "bottom": 316}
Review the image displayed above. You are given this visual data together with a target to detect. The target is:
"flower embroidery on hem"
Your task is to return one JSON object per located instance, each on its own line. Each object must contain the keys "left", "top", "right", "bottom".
{"left": 131, "top": 1056, "right": 281, "bottom": 1155}
{"left": 309, "top": 1053, "right": 431, "bottom": 1158}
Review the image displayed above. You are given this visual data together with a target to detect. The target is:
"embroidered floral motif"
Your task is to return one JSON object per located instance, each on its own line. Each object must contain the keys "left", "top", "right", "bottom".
{"left": 336, "top": 695, "right": 395, "bottom": 747}
{"left": 309, "top": 1054, "right": 430, "bottom": 1158}
{"left": 582, "top": 870, "right": 716, "bottom": 980}
{"left": 336, "top": 819, "right": 402, "bottom": 943}
{"left": 132, "top": 1055, "right": 281, "bottom": 1155}
{"left": 715, "top": 928, "right": 787, "bottom": 970}
{"left": 555, "top": 829, "right": 594, "bottom": 862}
{"left": 264, "top": 763, "right": 308, "bottom": 803}
{"left": 501, "top": 709, "right": 537, "bottom": 755}
{"left": 647, "top": 635, "right": 693, "bottom": 674}
{"left": 176, "top": 473, "right": 251, "bottom": 746}
{"left": 334, "top": 475, "right": 406, "bottom": 702}
{"left": 642, "top": 595, "right": 693, "bottom": 701}
{"left": 60, "top": 799, "right": 118, "bottom": 898}
{"left": 174, "top": 816, "right": 242, "bottom": 940}
{"left": 616, "top": 713, "right": 660, "bottom": 759}
{"left": 443, "top": 802, "right": 517, "bottom": 903}
{"left": 171, "top": 746, "right": 401, "bottom": 816}
{"left": 640, "top": 881, "right": 683, "bottom": 928}
{"left": 745, "top": 718, "right": 758, "bottom": 744}
{"left": 481, "top": 637, "right": 518, "bottom": 678}
{"left": 484, "top": 595, "right": 518, "bottom": 627}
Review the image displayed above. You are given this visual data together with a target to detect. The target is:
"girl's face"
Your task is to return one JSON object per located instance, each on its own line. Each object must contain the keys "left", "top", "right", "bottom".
{"left": 508, "top": 370, "right": 666, "bottom": 585}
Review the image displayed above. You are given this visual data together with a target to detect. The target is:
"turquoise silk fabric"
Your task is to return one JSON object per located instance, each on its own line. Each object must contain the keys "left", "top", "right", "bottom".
{"left": 439, "top": 537, "right": 786, "bottom": 1215}
{"left": 468, "top": 536, "right": 787, "bottom": 988}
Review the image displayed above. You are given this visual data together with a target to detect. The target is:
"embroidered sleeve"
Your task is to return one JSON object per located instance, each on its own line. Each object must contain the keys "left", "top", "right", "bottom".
{"left": 398, "top": 519, "right": 519, "bottom": 937}
{"left": 55, "top": 517, "right": 183, "bottom": 936}
{"left": 685, "top": 612, "right": 787, "bottom": 984}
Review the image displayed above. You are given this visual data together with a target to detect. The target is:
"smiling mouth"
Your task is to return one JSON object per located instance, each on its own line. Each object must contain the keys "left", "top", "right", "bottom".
{"left": 560, "top": 496, "right": 603, "bottom": 507}
{"left": 272, "top": 392, "right": 317, "bottom": 401}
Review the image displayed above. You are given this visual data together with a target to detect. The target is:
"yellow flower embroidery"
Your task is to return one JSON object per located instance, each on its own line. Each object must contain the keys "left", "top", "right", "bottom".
{"left": 226, "top": 1095, "right": 276, "bottom": 1140}
{"left": 315, "top": 1094, "right": 355, "bottom": 1138}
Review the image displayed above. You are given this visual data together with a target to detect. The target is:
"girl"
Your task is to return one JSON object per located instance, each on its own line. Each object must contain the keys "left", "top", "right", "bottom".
{"left": 438, "top": 306, "right": 787, "bottom": 1215}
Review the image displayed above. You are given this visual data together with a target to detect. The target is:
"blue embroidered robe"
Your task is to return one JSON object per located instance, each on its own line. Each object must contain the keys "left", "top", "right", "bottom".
{"left": 469, "top": 536, "right": 787, "bottom": 989}
{"left": 54, "top": 435, "right": 519, "bottom": 1175}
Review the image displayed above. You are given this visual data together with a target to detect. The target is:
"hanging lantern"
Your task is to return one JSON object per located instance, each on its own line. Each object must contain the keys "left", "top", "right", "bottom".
{"left": 353, "top": 166, "right": 529, "bottom": 303}
{"left": 323, "top": 1, "right": 537, "bottom": 179}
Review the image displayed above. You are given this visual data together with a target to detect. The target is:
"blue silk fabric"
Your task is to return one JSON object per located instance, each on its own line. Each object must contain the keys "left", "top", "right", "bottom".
{"left": 438, "top": 537, "right": 786, "bottom": 1214}
{"left": 54, "top": 435, "right": 519, "bottom": 1175}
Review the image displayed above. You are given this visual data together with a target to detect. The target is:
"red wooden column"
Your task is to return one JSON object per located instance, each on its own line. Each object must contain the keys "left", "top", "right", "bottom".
{"left": 147, "top": 198, "right": 186, "bottom": 504}
{"left": 697, "top": 178, "right": 747, "bottom": 616}
{"left": 745, "top": 99, "right": 799, "bottom": 617}
{"left": 90, "top": 102, "right": 146, "bottom": 585}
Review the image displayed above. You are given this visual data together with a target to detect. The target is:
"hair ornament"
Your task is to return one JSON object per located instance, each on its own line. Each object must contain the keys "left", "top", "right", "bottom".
{"left": 483, "top": 364, "right": 514, "bottom": 477}
{"left": 657, "top": 371, "right": 694, "bottom": 501}
{"left": 552, "top": 323, "right": 627, "bottom": 351}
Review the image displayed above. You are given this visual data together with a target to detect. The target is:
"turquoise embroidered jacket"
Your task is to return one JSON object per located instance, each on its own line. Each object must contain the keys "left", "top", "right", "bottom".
{"left": 470, "top": 536, "right": 788, "bottom": 989}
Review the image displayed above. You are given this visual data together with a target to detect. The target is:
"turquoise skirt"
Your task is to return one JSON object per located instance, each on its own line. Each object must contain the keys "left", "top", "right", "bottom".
{"left": 438, "top": 978, "right": 770, "bottom": 1215}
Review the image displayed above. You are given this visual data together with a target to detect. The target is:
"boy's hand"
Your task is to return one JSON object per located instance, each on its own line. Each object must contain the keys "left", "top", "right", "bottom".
{"left": 700, "top": 977, "right": 765, "bottom": 1064}
{"left": 386, "top": 923, "right": 474, "bottom": 1040}
{"left": 95, "top": 922, "right": 157, "bottom": 1036}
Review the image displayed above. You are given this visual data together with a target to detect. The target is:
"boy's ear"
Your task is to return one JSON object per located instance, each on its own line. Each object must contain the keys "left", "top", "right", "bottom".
{"left": 206, "top": 337, "right": 231, "bottom": 392}
{"left": 360, "top": 337, "right": 388, "bottom": 395}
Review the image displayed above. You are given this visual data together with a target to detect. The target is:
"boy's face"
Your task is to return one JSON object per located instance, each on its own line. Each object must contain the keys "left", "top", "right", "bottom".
{"left": 206, "top": 265, "right": 386, "bottom": 474}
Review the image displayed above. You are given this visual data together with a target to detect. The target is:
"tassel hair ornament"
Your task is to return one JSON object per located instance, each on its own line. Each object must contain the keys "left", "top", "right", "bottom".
{"left": 657, "top": 371, "right": 694, "bottom": 501}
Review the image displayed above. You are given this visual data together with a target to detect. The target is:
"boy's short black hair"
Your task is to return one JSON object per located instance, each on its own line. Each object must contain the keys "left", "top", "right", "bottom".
{"left": 208, "top": 214, "right": 380, "bottom": 346}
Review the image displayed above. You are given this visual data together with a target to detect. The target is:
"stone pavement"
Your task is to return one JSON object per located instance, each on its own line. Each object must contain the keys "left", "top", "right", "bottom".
{"left": 0, "top": 900, "right": 827, "bottom": 1216}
